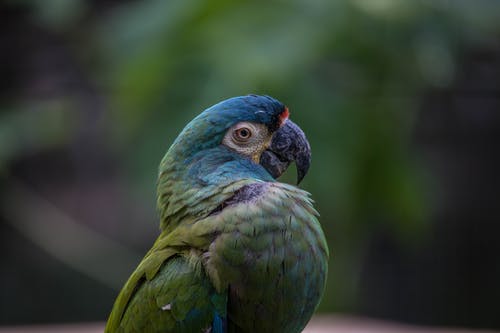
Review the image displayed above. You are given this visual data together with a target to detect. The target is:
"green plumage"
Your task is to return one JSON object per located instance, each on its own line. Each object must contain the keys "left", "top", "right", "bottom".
{"left": 105, "top": 95, "right": 329, "bottom": 333}
{"left": 115, "top": 256, "right": 224, "bottom": 333}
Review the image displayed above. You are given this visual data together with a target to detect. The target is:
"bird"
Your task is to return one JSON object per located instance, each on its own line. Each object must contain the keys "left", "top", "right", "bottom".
{"left": 105, "top": 95, "right": 329, "bottom": 333}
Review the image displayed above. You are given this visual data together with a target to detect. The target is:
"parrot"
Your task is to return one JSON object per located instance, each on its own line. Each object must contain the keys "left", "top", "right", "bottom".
{"left": 105, "top": 95, "right": 329, "bottom": 333}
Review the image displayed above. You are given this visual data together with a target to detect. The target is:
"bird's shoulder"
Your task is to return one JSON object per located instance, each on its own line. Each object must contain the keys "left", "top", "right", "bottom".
{"left": 197, "top": 180, "right": 319, "bottom": 230}
{"left": 163, "top": 180, "right": 317, "bottom": 240}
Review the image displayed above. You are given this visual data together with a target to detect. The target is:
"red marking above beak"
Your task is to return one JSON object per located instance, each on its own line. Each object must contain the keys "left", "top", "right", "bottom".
{"left": 279, "top": 107, "right": 289, "bottom": 126}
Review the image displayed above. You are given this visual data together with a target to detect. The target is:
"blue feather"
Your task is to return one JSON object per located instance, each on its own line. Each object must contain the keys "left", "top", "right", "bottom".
{"left": 211, "top": 313, "right": 226, "bottom": 333}
{"left": 167, "top": 95, "right": 286, "bottom": 162}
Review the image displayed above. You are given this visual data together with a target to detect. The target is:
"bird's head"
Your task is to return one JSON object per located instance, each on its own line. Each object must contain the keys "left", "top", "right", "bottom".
{"left": 161, "top": 95, "right": 311, "bottom": 186}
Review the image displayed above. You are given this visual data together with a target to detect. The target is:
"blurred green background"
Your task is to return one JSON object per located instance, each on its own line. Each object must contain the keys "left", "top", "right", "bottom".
{"left": 1, "top": 0, "right": 500, "bottom": 329}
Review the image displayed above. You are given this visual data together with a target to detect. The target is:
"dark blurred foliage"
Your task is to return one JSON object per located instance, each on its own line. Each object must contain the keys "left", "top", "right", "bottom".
{"left": 1, "top": 0, "right": 500, "bottom": 329}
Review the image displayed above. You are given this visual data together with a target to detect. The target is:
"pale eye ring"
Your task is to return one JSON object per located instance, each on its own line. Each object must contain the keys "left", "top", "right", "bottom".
{"left": 233, "top": 127, "right": 252, "bottom": 142}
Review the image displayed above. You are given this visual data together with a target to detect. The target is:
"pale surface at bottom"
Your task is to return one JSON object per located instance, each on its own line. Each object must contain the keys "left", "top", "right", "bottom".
{"left": 1, "top": 315, "right": 498, "bottom": 333}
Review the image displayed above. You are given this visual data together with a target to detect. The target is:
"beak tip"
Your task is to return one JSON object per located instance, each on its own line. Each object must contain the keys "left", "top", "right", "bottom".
{"left": 296, "top": 158, "right": 310, "bottom": 185}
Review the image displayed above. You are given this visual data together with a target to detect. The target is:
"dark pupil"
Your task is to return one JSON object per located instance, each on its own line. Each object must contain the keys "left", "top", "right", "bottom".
{"left": 239, "top": 129, "right": 249, "bottom": 138}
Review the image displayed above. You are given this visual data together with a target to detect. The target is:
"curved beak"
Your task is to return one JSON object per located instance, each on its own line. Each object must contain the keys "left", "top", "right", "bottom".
{"left": 260, "top": 119, "right": 311, "bottom": 184}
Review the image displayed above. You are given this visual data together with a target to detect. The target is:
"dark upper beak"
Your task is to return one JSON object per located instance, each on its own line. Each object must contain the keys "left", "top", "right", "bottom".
{"left": 260, "top": 119, "right": 311, "bottom": 184}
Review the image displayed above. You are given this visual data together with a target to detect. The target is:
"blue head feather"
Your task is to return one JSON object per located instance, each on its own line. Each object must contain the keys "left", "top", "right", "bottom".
{"left": 199, "top": 94, "right": 285, "bottom": 132}
{"left": 169, "top": 95, "right": 284, "bottom": 158}
{"left": 161, "top": 95, "right": 286, "bottom": 185}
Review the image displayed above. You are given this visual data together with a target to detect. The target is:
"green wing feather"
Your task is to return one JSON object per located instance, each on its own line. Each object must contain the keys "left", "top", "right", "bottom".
{"left": 104, "top": 180, "right": 242, "bottom": 333}
{"left": 105, "top": 253, "right": 226, "bottom": 333}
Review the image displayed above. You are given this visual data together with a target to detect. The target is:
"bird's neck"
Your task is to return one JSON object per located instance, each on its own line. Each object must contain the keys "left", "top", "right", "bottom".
{"left": 156, "top": 145, "right": 274, "bottom": 232}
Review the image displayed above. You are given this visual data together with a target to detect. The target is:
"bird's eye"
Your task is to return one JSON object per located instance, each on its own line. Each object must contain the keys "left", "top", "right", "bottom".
{"left": 233, "top": 127, "right": 252, "bottom": 142}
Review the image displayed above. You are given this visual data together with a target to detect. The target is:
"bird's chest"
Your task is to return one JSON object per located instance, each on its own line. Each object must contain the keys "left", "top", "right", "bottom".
{"left": 206, "top": 218, "right": 327, "bottom": 332}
